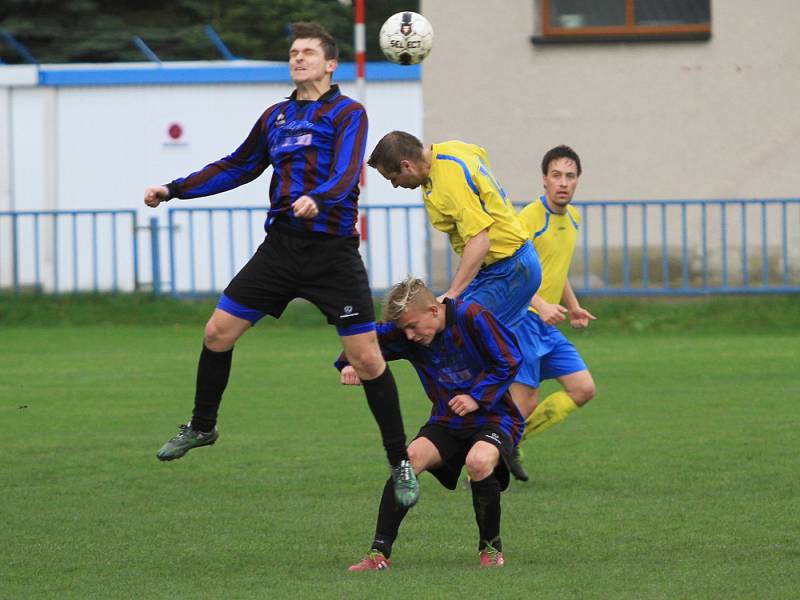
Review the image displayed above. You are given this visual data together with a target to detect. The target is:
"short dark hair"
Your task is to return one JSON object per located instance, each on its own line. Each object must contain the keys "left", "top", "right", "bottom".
{"left": 541, "top": 145, "right": 582, "bottom": 177}
{"left": 367, "top": 131, "right": 424, "bottom": 172}
{"left": 290, "top": 22, "right": 338, "bottom": 60}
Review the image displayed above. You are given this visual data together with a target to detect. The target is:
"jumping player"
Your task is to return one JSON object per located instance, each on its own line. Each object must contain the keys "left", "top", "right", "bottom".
{"left": 367, "top": 131, "right": 541, "bottom": 329}
{"left": 143, "top": 22, "right": 418, "bottom": 508}
{"left": 367, "top": 131, "right": 540, "bottom": 480}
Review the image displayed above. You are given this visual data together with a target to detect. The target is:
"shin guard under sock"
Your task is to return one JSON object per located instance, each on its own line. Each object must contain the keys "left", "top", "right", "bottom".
{"left": 362, "top": 366, "right": 408, "bottom": 466}
{"left": 191, "top": 344, "right": 233, "bottom": 432}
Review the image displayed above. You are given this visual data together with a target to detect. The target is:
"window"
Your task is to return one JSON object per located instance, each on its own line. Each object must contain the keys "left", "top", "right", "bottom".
{"left": 535, "top": 0, "right": 711, "bottom": 42}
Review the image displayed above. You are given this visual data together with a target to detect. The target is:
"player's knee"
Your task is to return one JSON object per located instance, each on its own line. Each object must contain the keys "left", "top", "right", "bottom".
{"left": 465, "top": 453, "right": 495, "bottom": 480}
{"left": 406, "top": 445, "right": 425, "bottom": 474}
{"left": 203, "top": 320, "right": 236, "bottom": 351}
{"left": 347, "top": 349, "right": 385, "bottom": 379}
{"left": 570, "top": 380, "right": 596, "bottom": 406}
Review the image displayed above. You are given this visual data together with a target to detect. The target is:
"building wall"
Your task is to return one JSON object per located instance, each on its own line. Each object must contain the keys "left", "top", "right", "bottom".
{"left": 0, "top": 62, "right": 424, "bottom": 292}
{"left": 2, "top": 63, "right": 422, "bottom": 214}
{"left": 420, "top": 0, "right": 800, "bottom": 204}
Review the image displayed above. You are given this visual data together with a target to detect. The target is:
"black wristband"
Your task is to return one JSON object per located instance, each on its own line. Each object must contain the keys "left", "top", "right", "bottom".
{"left": 164, "top": 182, "right": 178, "bottom": 200}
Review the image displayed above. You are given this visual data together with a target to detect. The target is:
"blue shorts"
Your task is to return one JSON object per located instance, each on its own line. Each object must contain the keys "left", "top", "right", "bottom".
{"left": 461, "top": 241, "right": 541, "bottom": 328}
{"left": 514, "top": 312, "right": 587, "bottom": 389}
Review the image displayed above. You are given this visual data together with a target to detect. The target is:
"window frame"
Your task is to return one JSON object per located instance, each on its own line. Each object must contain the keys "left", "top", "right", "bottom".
{"left": 536, "top": 0, "right": 711, "bottom": 43}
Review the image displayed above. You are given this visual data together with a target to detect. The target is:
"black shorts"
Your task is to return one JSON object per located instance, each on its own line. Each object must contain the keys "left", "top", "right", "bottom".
{"left": 221, "top": 222, "right": 375, "bottom": 333}
{"left": 416, "top": 422, "right": 514, "bottom": 491}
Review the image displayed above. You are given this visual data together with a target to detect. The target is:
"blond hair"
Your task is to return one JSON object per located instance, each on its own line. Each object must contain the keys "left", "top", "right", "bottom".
{"left": 382, "top": 276, "right": 436, "bottom": 322}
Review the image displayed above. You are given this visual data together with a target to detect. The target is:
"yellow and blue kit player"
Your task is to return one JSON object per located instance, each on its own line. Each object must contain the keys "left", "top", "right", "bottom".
{"left": 512, "top": 145, "right": 597, "bottom": 479}
{"left": 367, "top": 132, "right": 541, "bottom": 330}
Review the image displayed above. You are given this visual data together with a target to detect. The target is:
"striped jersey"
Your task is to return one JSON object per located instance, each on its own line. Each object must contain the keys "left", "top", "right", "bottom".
{"left": 518, "top": 195, "right": 581, "bottom": 307}
{"left": 422, "top": 141, "right": 529, "bottom": 265}
{"left": 166, "top": 85, "right": 367, "bottom": 237}
{"left": 336, "top": 298, "right": 525, "bottom": 444}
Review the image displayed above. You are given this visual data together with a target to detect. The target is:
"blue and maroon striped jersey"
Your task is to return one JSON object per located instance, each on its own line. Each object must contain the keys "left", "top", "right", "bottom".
{"left": 166, "top": 85, "right": 367, "bottom": 238}
{"left": 336, "top": 299, "right": 525, "bottom": 444}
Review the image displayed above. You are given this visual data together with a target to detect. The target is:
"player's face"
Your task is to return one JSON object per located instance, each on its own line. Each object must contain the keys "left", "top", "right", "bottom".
{"left": 289, "top": 38, "right": 336, "bottom": 84}
{"left": 396, "top": 304, "right": 440, "bottom": 346}
{"left": 543, "top": 158, "right": 579, "bottom": 213}
{"left": 378, "top": 160, "right": 426, "bottom": 189}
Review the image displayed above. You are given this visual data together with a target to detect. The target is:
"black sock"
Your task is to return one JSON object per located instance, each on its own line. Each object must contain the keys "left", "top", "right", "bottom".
{"left": 371, "top": 478, "right": 408, "bottom": 558}
{"left": 471, "top": 474, "right": 502, "bottom": 551}
{"left": 361, "top": 366, "right": 408, "bottom": 466}
{"left": 191, "top": 344, "right": 233, "bottom": 432}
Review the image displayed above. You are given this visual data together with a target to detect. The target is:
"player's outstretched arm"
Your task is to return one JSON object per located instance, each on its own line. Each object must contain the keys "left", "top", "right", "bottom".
{"left": 144, "top": 185, "right": 169, "bottom": 208}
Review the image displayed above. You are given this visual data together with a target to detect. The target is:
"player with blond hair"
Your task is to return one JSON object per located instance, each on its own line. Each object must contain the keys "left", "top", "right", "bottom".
{"left": 338, "top": 277, "right": 524, "bottom": 569}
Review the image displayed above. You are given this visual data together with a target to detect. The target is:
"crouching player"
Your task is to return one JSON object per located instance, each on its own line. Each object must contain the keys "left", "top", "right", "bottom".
{"left": 336, "top": 277, "right": 524, "bottom": 569}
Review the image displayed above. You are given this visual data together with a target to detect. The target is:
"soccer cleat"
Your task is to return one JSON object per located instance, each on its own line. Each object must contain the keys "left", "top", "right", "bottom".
{"left": 391, "top": 459, "right": 420, "bottom": 508}
{"left": 348, "top": 550, "right": 391, "bottom": 571}
{"left": 508, "top": 445, "right": 529, "bottom": 482}
{"left": 479, "top": 544, "right": 505, "bottom": 568}
{"left": 156, "top": 423, "right": 219, "bottom": 461}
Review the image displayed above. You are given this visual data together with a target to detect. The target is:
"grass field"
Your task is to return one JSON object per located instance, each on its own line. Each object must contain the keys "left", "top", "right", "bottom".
{"left": 2, "top": 295, "right": 799, "bottom": 599}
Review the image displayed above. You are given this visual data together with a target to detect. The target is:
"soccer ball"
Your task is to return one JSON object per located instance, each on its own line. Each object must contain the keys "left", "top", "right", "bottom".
{"left": 378, "top": 12, "right": 434, "bottom": 65}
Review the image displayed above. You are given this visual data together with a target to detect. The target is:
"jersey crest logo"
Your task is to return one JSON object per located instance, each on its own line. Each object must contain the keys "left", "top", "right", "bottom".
{"left": 275, "top": 113, "right": 286, "bottom": 127}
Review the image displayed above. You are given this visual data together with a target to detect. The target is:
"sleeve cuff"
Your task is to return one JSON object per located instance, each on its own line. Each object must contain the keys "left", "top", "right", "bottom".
{"left": 165, "top": 182, "right": 179, "bottom": 200}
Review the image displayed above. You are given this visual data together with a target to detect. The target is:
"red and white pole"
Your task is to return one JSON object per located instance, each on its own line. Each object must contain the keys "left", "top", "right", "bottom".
{"left": 354, "top": 0, "right": 366, "bottom": 106}
{"left": 354, "top": 0, "right": 368, "bottom": 241}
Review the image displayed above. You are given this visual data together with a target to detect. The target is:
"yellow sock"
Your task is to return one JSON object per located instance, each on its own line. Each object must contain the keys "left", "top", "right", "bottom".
{"left": 521, "top": 391, "right": 578, "bottom": 442}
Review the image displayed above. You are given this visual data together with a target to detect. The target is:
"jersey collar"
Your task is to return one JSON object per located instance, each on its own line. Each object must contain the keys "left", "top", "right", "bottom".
{"left": 443, "top": 298, "right": 456, "bottom": 328}
{"left": 288, "top": 84, "right": 341, "bottom": 103}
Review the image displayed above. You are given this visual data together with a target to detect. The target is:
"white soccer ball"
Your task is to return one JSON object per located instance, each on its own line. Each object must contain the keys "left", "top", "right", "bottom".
{"left": 378, "top": 11, "right": 434, "bottom": 65}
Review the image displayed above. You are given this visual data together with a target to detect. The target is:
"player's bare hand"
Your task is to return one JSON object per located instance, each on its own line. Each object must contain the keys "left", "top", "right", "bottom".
{"left": 292, "top": 195, "right": 319, "bottom": 219}
{"left": 340, "top": 365, "right": 362, "bottom": 386}
{"left": 144, "top": 185, "right": 169, "bottom": 208}
{"left": 448, "top": 393, "right": 479, "bottom": 416}
{"left": 436, "top": 291, "right": 455, "bottom": 303}
{"left": 540, "top": 302, "right": 568, "bottom": 325}
{"left": 569, "top": 306, "right": 596, "bottom": 329}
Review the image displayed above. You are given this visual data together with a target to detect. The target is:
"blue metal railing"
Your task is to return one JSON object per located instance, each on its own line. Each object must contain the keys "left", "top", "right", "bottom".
{"left": 1, "top": 199, "right": 798, "bottom": 297}
{"left": 565, "top": 198, "right": 799, "bottom": 295}
{"left": 164, "top": 204, "right": 431, "bottom": 297}
{"left": 0, "top": 209, "right": 138, "bottom": 293}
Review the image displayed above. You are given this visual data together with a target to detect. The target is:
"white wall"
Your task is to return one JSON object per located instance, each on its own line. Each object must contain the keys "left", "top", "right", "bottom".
{"left": 0, "top": 63, "right": 424, "bottom": 292}
{"left": 11, "top": 80, "right": 422, "bottom": 213}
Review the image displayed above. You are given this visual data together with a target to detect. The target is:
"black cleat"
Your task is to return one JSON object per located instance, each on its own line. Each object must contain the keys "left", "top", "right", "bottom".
{"left": 508, "top": 446, "right": 529, "bottom": 482}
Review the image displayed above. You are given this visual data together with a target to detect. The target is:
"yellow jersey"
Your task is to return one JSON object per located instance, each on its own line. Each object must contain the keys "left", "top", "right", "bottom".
{"left": 422, "top": 141, "right": 529, "bottom": 266}
{"left": 518, "top": 195, "right": 581, "bottom": 306}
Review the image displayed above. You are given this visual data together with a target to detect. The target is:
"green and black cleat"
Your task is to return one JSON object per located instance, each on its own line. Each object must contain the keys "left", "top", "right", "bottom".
{"left": 156, "top": 423, "right": 219, "bottom": 461}
{"left": 391, "top": 459, "right": 420, "bottom": 508}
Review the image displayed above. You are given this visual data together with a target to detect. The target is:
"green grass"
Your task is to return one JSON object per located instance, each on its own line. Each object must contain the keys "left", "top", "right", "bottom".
{"left": 2, "top": 292, "right": 799, "bottom": 331}
{"left": 2, "top": 296, "right": 799, "bottom": 598}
